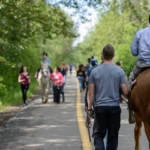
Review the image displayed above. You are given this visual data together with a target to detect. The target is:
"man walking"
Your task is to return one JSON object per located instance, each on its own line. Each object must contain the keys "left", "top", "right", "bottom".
{"left": 88, "top": 44, "right": 128, "bottom": 150}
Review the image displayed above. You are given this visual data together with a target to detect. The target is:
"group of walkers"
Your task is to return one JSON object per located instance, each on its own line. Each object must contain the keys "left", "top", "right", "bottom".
{"left": 18, "top": 52, "right": 69, "bottom": 106}
{"left": 82, "top": 14, "right": 150, "bottom": 150}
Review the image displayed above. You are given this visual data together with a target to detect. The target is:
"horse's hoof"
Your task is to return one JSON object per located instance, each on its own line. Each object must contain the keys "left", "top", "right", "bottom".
{"left": 42, "top": 100, "right": 46, "bottom": 104}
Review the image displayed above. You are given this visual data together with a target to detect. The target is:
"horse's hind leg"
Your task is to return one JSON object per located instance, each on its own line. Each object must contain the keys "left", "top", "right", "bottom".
{"left": 43, "top": 85, "right": 47, "bottom": 103}
{"left": 134, "top": 114, "right": 142, "bottom": 150}
{"left": 41, "top": 85, "right": 45, "bottom": 103}
{"left": 143, "top": 122, "right": 150, "bottom": 150}
{"left": 45, "top": 82, "right": 49, "bottom": 103}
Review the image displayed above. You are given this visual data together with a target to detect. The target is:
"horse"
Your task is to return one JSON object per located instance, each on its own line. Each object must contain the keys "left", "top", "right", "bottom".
{"left": 130, "top": 68, "right": 150, "bottom": 150}
{"left": 37, "top": 63, "right": 50, "bottom": 104}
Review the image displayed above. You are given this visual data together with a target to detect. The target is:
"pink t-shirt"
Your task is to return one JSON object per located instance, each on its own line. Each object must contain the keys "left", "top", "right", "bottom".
{"left": 50, "top": 72, "right": 64, "bottom": 86}
{"left": 19, "top": 72, "right": 30, "bottom": 85}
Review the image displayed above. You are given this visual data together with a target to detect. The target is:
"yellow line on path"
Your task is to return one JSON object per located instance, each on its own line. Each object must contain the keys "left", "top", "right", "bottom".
{"left": 76, "top": 79, "right": 93, "bottom": 150}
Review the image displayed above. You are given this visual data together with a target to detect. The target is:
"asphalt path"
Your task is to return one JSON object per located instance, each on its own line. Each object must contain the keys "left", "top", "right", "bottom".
{"left": 0, "top": 71, "right": 82, "bottom": 150}
{"left": 0, "top": 69, "right": 149, "bottom": 150}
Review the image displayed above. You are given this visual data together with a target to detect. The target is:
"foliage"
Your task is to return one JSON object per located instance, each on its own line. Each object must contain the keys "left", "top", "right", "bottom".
{"left": 71, "top": 0, "right": 150, "bottom": 75}
{"left": 0, "top": 0, "right": 75, "bottom": 109}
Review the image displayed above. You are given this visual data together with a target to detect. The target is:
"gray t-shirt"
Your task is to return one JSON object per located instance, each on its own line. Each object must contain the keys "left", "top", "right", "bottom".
{"left": 89, "top": 64, "right": 126, "bottom": 106}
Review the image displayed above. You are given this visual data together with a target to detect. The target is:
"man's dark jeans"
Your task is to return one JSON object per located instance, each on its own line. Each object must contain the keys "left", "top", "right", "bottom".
{"left": 93, "top": 106, "right": 121, "bottom": 150}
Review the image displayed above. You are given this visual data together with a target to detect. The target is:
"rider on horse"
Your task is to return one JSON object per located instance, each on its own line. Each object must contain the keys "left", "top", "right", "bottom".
{"left": 41, "top": 52, "right": 51, "bottom": 66}
{"left": 128, "top": 14, "right": 150, "bottom": 124}
{"left": 35, "top": 52, "right": 52, "bottom": 78}
{"left": 128, "top": 14, "right": 150, "bottom": 91}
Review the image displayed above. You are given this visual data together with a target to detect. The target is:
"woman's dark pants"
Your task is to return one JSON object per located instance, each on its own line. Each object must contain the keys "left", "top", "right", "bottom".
{"left": 21, "top": 84, "right": 29, "bottom": 103}
{"left": 53, "top": 86, "right": 61, "bottom": 104}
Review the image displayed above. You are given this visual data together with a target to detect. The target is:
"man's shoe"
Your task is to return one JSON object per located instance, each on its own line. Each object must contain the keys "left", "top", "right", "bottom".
{"left": 22, "top": 103, "right": 27, "bottom": 107}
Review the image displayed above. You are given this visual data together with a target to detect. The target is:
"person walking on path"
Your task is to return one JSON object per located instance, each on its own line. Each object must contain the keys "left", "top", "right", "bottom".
{"left": 84, "top": 58, "right": 92, "bottom": 85}
{"left": 85, "top": 58, "right": 91, "bottom": 73}
{"left": 81, "top": 64, "right": 86, "bottom": 91}
{"left": 76, "top": 64, "right": 86, "bottom": 92}
{"left": 60, "top": 62, "right": 66, "bottom": 102}
{"left": 88, "top": 44, "right": 128, "bottom": 150}
{"left": 128, "top": 14, "right": 150, "bottom": 91}
{"left": 50, "top": 67, "right": 64, "bottom": 104}
{"left": 18, "top": 66, "right": 30, "bottom": 106}
{"left": 69, "top": 64, "right": 73, "bottom": 75}
{"left": 91, "top": 56, "right": 98, "bottom": 65}
{"left": 84, "top": 61, "right": 97, "bottom": 111}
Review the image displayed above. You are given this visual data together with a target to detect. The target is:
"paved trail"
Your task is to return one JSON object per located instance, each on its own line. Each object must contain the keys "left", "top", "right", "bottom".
{"left": 0, "top": 70, "right": 149, "bottom": 150}
{"left": 0, "top": 72, "right": 81, "bottom": 150}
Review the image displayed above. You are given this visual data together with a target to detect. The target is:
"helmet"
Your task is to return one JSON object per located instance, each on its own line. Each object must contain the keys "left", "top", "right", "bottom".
{"left": 42, "top": 52, "right": 48, "bottom": 56}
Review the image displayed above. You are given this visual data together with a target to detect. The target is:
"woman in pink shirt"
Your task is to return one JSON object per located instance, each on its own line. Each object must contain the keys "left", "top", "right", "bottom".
{"left": 50, "top": 67, "right": 64, "bottom": 104}
{"left": 18, "top": 66, "right": 30, "bottom": 106}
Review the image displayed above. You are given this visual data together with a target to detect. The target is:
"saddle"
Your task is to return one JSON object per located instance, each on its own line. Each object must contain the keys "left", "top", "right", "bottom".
{"left": 129, "top": 67, "right": 150, "bottom": 124}
{"left": 131, "top": 67, "right": 150, "bottom": 91}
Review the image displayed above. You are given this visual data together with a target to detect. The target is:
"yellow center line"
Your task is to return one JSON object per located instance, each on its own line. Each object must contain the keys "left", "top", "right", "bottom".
{"left": 76, "top": 79, "right": 93, "bottom": 150}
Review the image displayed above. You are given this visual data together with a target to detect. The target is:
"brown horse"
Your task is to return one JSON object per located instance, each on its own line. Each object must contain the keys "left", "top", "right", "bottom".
{"left": 130, "top": 68, "right": 150, "bottom": 150}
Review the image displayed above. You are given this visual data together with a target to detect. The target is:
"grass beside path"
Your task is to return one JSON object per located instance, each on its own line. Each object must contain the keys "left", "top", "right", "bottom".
{"left": 0, "top": 80, "right": 39, "bottom": 127}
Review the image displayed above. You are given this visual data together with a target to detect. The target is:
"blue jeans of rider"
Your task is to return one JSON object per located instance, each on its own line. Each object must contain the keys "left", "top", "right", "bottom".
{"left": 93, "top": 106, "right": 121, "bottom": 150}
{"left": 77, "top": 77, "right": 84, "bottom": 91}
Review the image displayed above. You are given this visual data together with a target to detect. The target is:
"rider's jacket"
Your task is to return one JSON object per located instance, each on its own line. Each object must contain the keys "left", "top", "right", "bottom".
{"left": 131, "top": 25, "right": 150, "bottom": 65}
{"left": 41, "top": 57, "right": 51, "bottom": 66}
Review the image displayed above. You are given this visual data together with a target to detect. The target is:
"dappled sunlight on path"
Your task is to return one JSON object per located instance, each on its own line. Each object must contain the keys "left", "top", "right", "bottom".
{"left": 0, "top": 69, "right": 82, "bottom": 150}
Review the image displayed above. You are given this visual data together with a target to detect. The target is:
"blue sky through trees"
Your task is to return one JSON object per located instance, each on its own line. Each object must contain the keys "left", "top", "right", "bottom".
{"left": 47, "top": 0, "right": 98, "bottom": 46}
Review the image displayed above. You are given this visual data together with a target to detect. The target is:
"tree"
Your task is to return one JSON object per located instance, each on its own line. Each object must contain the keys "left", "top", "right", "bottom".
{"left": 0, "top": 0, "right": 76, "bottom": 107}
{"left": 72, "top": 0, "right": 150, "bottom": 75}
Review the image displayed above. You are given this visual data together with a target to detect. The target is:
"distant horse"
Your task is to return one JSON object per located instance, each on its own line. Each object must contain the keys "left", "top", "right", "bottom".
{"left": 130, "top": 68, "right": 150, "bottom": 150}
{"left": 37, "top": 63, "right": 50, "bottom": 103}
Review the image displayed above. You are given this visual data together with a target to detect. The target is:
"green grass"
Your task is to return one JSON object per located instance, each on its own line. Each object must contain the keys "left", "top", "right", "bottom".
{"left": 0, "top": 78, "right": 39, "bottom": 111}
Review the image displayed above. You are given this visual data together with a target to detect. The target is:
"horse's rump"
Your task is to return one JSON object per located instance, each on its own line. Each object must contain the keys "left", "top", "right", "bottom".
{"left": 131, "top": 68, "right": 150, "bottom": 124}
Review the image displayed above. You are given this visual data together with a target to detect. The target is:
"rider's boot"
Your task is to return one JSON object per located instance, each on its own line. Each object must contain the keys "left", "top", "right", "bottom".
{"left": 128, "top": 94, "right": 135, "bottom": 124}
{"left": 127, "top": 76, "right": 135, "bottom": 124}
{"left": 128, "top": 109, "right": 135, "bottom": 124}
